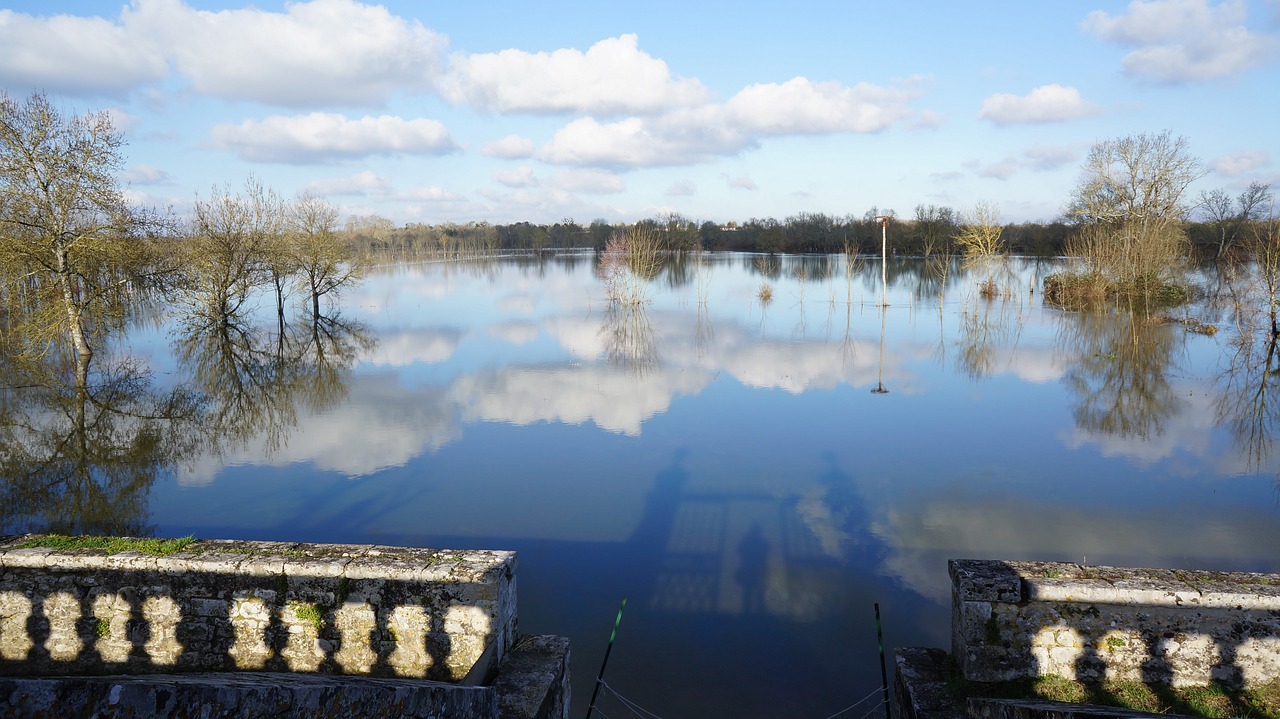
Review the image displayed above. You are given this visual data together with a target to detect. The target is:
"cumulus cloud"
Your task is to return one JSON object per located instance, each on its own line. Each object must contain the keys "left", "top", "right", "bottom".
{"left": 979, "top": 84, "right": 1101, "bottom": 124}
{"left": 494, "top": 166, "right": 538, "bottom": 188}
{"left": 442, "top": 34, "right": 707, "bottom": 114}
{"left": 0, "top": 0, "right": 445, "bottom": 106}
{"left": 210, "top": 113, "right": 457, "bottom": 163}
{"left": 1082, "top": 0, "right": 1280, "bottom": 83}
{"left": 725, "top": 175, "right": 759, "bottom": 191}
{"left": 124, "top": 0, "right": 445, "bottom": 107}
{"left": 480, "top": 134, "right": 536, "bottom": 159}
{"left": 451, "top": 365, "right": 710, "bottom": 436}
{"left": 0, "top": 9, "right": 167, "bottom": 96}
{"left": 304, "top": 170, "right": 392, "bottom": 196}
{"left": 539, "top": 76, "right": 919, "bottom": 168}
{"left": 1210, "top": 150, "right": 1272, "bottom": 176}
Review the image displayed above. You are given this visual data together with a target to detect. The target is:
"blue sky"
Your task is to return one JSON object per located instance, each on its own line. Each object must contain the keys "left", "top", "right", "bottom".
{"left": 2, "top": 0, "right": 1277, "bottom": 225}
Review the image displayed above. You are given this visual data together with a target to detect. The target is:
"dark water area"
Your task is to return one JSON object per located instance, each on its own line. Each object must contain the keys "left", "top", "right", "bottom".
{"left": 4, "top": 253, "right": 1279, "bottom": 718}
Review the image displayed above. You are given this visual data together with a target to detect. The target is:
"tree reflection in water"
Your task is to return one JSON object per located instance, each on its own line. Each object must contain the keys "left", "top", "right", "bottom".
{"left": 1216, "top": 331, "right": 1280, "bottom": 474}
{"left": 955, "top": 295, "right": 1024, "bottom": 381}
{"left": 1057, "top": 307, "right": 1184, "bottom": 440}
{"left": 601, "top": 303, "right": 658, "bottom": 373}
{"left": 0, "top": 353, "right": 203, "bottom": 535}
{"left": 173, "top": 310, "right": 375, "bottom": 461}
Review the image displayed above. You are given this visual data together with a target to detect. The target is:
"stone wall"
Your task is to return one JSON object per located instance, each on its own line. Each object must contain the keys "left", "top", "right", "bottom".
{"left": 950, "top": 559, "right": 1280, "bottom": 689}
{"left": 0, "top": 536, "right": 516, "bottom": 682}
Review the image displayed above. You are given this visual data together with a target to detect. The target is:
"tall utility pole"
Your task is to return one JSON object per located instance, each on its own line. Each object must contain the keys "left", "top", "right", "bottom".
{"left": 874, "top": 216, "right": 891, "bottom": 307}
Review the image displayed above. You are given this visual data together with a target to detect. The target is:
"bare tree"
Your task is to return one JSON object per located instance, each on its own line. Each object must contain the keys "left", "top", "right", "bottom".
{"left": 955, "top": 201, "right": 1005, "bottom": 296}
{"left": 1198, "top": 181, "right": 1273, "bottom": 260}
{"left": 179, "top": 177, "right": 282, "bottom": 325}
{"left": 285, "top": 193, "right": 366, "bottom": 318}
{"left": 0, "top": 91, "right": 161, "bottom": 381}
{"left": 912, "top": 204, "right": 957, "bottom": 258}
{"left": 1245, "top": 209, "right": 1280, "bottom": 337}
{"left": 1064, "top": 131, "right": 1204, "bottom": 302}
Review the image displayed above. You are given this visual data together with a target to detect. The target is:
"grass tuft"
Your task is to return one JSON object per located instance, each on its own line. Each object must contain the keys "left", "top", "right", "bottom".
{"left": 17, "top": 534, "right": 196, "bottom": 557}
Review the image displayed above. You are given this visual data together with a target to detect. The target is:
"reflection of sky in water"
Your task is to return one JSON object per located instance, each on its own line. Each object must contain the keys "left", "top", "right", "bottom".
{"left": 131, "top": 254, "right": 1280, "bottom": 719}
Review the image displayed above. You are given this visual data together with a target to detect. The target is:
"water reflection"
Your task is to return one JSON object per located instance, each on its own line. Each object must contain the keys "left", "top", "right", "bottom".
{"left": 11, "top": 254, "right": 1276, "bottom": 719}
{"left": 1058, "top": 308, "right": 1184, "bottom": 440}
{"left": 602, "top": 304, "right": 658, "bottom": 372}
{"left": 1217, "top": 332, "right": 1280, "bottom": 474}
{"left": 956, "top": 298, "right": 1025, "bottom": 381}
{"left": 174, "top": 312, "right": 375, "bottom": 460}
{"left": 0, "top": 354, "right": 202, "bottom": 535}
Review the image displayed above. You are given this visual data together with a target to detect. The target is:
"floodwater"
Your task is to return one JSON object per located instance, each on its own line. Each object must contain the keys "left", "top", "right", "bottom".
{"left": 4, "top": 253, "right": 1280, "bottom": 718}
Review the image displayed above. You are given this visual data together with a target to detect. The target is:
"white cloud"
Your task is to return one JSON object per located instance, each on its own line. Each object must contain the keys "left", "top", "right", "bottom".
{"left": 124, "top": 0, "right": 445, "bottom": 107}
{"left": 451, "top": 365, "right": 710, "bottom": 436}
{"left": 1210, "top": 150, "right": 1272, "bottom": 176}
{"left": 725, "top": 175, "right": 759, "bottom": 191}
{"left": 552, "top": 168, "right": 625, "bottom": 194}
{"left": 210, "top": 113, "right": 457, "bottom": 163}
{"left": 304, "top": 170, "right": 392, "bottom": 196}
{"left": 1082, "top": 0, "right": 1280, "bottom": 83}
{"left": 0, "top": 9, "right": 167, "bottom": 96}
{"left": 494, "top": 166, "right": 538, "bottom": 188}
{"left": 362, "top": 328, "right": 463, "bottom": 366}
{"left": 480, "top": 134, "right": 536, "bottom": 159}
{"left": 442, "top": 34, "right": 707, "bottom": 114}
{"left": 539, "top": 76, "right": 919, "bottom": 168}
{"left": 724, "top": 77, "right": 914, "bottom": 134}
{"left": 979, "top": 84, "right": 1101, "bottom": 125}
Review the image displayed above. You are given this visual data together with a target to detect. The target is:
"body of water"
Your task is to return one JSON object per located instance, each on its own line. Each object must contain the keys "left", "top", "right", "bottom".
{"left": 4, "top": 253, "right": 1278, "bottom": 718}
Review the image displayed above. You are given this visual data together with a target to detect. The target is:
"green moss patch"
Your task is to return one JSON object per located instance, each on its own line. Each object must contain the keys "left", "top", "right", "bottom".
{"left": 16, "top": 534, "right": 196, "bottom": 557}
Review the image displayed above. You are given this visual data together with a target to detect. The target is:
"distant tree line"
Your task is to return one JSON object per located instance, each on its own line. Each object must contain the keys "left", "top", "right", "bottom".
{"left": 342, "top": 209, "right": 1085, "bottom": 260}
{"left": 345, "top": 207, "right": 1270, "bottom": 262}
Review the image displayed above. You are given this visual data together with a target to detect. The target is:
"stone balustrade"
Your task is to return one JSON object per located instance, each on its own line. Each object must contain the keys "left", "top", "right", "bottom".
{"left": 0, "top": 536, "right": 516, "bottom": 682}
{"left": 950, "top": 559, "right": 1280, "bottom": 689}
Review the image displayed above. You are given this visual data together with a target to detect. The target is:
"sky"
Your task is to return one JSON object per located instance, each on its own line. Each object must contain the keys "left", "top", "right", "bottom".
{"left": 1, "top": 0, "right": 1278, "bottom": 227}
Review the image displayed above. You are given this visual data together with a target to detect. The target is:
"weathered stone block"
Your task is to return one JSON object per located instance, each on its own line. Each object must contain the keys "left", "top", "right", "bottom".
{"left": 0, "top": 535, "right": 518, "bottom": 683}
{"left": 949, "top": 559, "right": 1280, "bottom": 689}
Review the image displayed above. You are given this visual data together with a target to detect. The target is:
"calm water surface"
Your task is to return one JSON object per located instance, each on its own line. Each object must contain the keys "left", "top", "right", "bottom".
{"left": 7, "top": 253, "right": 1280, "bottom": 718}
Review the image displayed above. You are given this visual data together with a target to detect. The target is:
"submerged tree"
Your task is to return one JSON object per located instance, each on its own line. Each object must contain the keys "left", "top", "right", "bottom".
{"left": 0, "top": 91, "right": 164, "bottom": 383}
{"left": 1058, "top": 131, "right": 1204, "bottom": 305}
{"left": 178, "top": 176, "right": 283, "bottom": 325}
{"left": 599, "top": 224, "right": 662, "bottom": 305}
{"left": 286, "top": 193, "right": 366, "bottom": 318}
{"left": 955, "top": 200, "right": 1005, "bottom": 296}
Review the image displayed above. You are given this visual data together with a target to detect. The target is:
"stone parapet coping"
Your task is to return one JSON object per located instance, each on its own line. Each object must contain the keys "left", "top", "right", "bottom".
{"left": 0, "top": 536, "right": 515, "bottom": 585}
{"left": 949, "top": 559, "right": 1280, "bottom": 609}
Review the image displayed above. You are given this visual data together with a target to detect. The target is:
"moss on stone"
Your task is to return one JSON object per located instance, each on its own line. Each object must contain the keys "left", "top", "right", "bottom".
{"left": 17, "top": 534, "right": 196, "bottom": 557}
